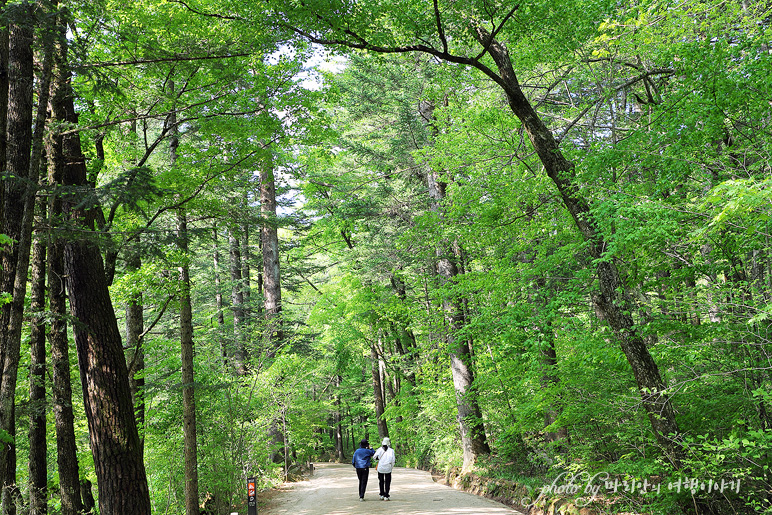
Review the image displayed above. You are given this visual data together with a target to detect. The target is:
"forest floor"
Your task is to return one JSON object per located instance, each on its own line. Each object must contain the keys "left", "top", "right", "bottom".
{"left": 258, "top": 462, "right": 524, "bottom": 514}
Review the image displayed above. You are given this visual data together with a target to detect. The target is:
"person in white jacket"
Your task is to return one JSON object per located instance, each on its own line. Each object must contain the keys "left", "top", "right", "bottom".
{"left": 373, "top": 437, "right": 396, "bottom": 500}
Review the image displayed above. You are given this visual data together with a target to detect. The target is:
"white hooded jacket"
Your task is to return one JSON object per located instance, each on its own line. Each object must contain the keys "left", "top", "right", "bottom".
{"left": 374, "top": 446, "right": 396, "bottom": 473}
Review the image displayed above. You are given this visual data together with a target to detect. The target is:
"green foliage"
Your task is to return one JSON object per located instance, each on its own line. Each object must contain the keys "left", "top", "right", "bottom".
{"left": 12, "top": 0, "right": 772, "bottom": 514}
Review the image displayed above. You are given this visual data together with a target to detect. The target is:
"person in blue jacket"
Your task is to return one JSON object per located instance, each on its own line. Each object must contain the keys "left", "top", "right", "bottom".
{"left": 351, "top": 439, "right": 376, "bottom": 501}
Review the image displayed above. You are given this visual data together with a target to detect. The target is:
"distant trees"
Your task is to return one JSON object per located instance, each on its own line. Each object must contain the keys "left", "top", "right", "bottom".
{"left": 1, "top": 0, "right": 771, "bottom": 514}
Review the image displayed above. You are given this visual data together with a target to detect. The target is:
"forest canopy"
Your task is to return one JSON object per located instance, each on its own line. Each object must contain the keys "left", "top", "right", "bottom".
{"left": 0, "top": 0, "right": 771, "bottom": 514}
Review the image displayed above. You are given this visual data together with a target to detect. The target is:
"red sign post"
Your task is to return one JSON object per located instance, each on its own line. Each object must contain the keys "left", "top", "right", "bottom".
{"left": 247, "top": 477, "right": 257, "bottom": 515}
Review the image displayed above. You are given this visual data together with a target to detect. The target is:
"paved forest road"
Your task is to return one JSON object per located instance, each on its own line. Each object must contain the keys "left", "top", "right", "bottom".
{"left": 259, "top": 463, "right": 523, "bottom": 515}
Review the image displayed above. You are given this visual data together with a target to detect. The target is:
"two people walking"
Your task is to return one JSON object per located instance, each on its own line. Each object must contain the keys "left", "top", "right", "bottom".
{"left": 351, "top": 437, "right": 396, "bottom": 501}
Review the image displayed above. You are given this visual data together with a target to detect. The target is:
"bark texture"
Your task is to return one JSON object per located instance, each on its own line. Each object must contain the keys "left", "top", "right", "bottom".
{"left": 28, "top": 201, "right": 47, "bottom": 515}
{"left": 260, "top": 147, "right": 283, "bottom": 344}
{"left": 228, "top": 228, "right": 246, "bottom": 372}
{"left": 421, "top": 100, "right": 490, "bottom": 471}
{"left": 28, "top": 20, "right": 54, "bottom": 512}
{"left": 168, "top": 89, "right": 200, "bottom": 515}
{"left": 178, "top": 209, "right": 200, "bottom": 515}
{"left": 125, "top": 245, "right": 145, "bottom": 452}
{"left": 0, "top": 10, "right": 35, "bottom": 512}
{"left": 50, "top": 16, "right": 150, "bottom": 513}
{"left": 371, "top": 345, "right": 389, "bottom": 439}
{"left": 213, "top": 227, "right": 225, "bottom": 326}
{"left": 47, "top": 204, "right": 84, "bottom": 515}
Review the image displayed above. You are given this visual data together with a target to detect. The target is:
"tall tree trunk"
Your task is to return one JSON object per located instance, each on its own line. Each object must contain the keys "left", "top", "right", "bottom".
{"left": 334, "top": 375, "right": 345, "bottom": 460}
{"left": 47, "top": 178, "right": 84, "bottom": 515}
{"left": 420, "top": 100, "right": 490, "bottom": 471}
{"left": 260, "top": 147, "right": 286, "bottom": 463}
{"left": 27, "top": 15, "right": 54, "bottom": 509}
{"left": 228, "top": 228, "right": 246, "bottom": 373}
{"left": 50, "top": 13, "right": 150, "bottom": 513}
{"left": 431, "top": 173, "right": 490, "bottom": 471}
{"left": 260, "top": 145, "right": 283, "bottom": 344}
{"left": 257, "top": 234, "right": 264, "bottom": 317}
{"left": 125, "top": 243, "right": 145, "bottom": 453}
{"left": 241, "top": 221, "right": 252, "bottom": 316}
{"left": 473, "top": 27, "right": 681, "bottom": 458}
{"left": 371, "top": 345, "right": 389, "bottom": 439}
{"left": 28, "top": 195, "right": 47, "bottom": 515}
{"left": 388, "top": 274, "right": 417, "bottom": 387}
{"left": 0, "top": 8, "right": 35, "bottom": 512}
{"left": 0, "top": 0, "right": 8, "bottom": 221}
{"left": 179, "top": 208, "right": 200, "bottom": 515}
{"left": 168, "top": 83, "right": 200, "bottom": 515}
{"left": 213, "top": 227, "right": 225, "bottom": 327}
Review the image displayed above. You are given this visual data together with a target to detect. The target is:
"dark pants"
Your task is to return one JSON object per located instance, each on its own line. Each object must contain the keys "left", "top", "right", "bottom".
{"left": 378, "top": 472, "right": 392, "bottom": 498}
{"left": 356, "top": 467, "right": 369, "bottom": 498}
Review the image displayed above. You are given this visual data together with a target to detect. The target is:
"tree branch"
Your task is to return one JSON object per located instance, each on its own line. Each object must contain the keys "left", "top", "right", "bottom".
{"left": 473, "top": 4, "right": 520, "bottom": 62}
{"left": 79, "top": 52, "right": 250, "bottom": 69}
{"left": 165, "top": 0, "right": 245, "bottom": 20}
{"left": 433, "top": 0, "right": 448, "bottom": 54}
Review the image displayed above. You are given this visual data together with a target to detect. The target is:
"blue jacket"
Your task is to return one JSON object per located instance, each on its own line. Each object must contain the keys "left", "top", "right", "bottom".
{"left": 352, "top": 447, "right": 375, "bottom": 469}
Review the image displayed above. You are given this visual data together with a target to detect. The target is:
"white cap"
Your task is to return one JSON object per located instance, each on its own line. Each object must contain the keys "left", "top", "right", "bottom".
{"left": 382, "top": 437, "right": 391, "bottom": 446}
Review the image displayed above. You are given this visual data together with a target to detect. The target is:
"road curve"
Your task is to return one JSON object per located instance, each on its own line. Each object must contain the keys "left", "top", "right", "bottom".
{"left": 259, "top": 463, "right": 523, "bottom": 515}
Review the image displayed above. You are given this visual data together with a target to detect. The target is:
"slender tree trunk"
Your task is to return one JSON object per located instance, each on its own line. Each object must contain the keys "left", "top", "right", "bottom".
{"left": 371, "top": 345, "right": 389, "bottom": 439}
{"left": 241, "top": 222, "right": 252, "bottom": 315}
{"left": 213, "top": 227, "right": 225, "bottom": 327}
{"left": 179, "top": 208, "right": 200, "bottom": 515}
{"left": 47, "top": 179, "right": 84, "bottom": 515}
{"left": 228, "top": 228, "right": 246, "bottom": 373}
{"left": 27, "top": 5, "right": 54, "bottom": 512}
{"left": 0, "top": 8, "right": 35, "bottom": 512}
{"left": 0, "top": 0, "right": 8, "bottom": 235}
{"left": 539, "top": 322, "right": 568, "bottom": 442}
{"left": 257, "top": 235, "right": 264, "bottom": 317}
{"left": 28, "top": 194, "right": 47, "bottom": 515}
{"left": 473, "top": 27, "right": 682, "bottom": 458}
{"left": 260, "top": 145, "right": 283, "bottom": 344}
{"left": 125, "top": 243, "right": 145, "bottom": 453}
{"left": 420, "top": 99, "right": 490, "bottom": 471}
{"left": 168, "top": 82, "right": 200, "bottom": 515}
{"left": 431, "top": 173, "right": 490, "bottom": 471}
{"left": 50, "top": 13, "right": 150, "bottom": 512}
{"left": 29, "top": 23, "right": 55, "bottom": 504}
{"left": 0, "top": 0, "right": 8, "bottom": 193}
{"left": 334, "top": 375, "right": 345, "bottom": 460}
{"left": 389, "top": 275, "right": 418, "bottom": 387}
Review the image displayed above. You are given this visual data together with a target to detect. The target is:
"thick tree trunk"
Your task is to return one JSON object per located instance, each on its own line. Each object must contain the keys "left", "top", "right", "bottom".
{"left": 474, "top": 28, "right": 682, "bottom": 457}
{"left": 0, "top": 10, "right": 35, "bottom": 513}
{"left": 260, "top": 146, "right": 283, "bottom": 344}
{"left": 371, "top": 345, "right": 389, "bottom": 439}
{"left": 50, "top": 16, "right": 150, "bottom": 513}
